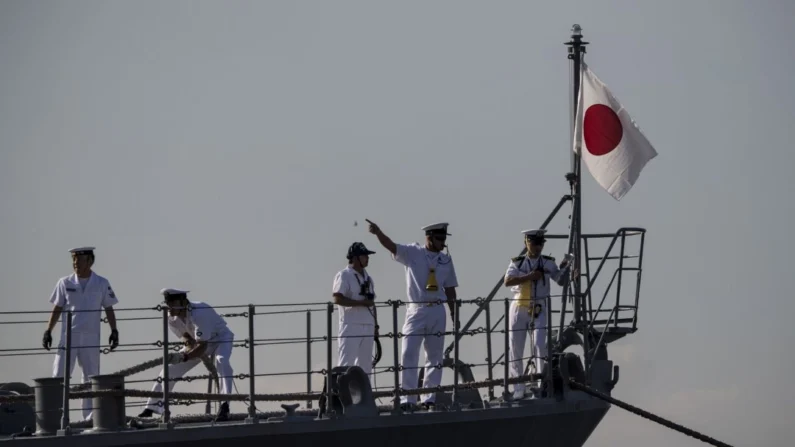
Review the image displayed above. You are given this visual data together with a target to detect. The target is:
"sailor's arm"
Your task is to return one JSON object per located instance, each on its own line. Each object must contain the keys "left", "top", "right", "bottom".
{"left": 182, "top": 340, "right": 208, "bottom": 361}
{"left": 504, "top": 273, "right": 535, "bottom": 287}
{"left": 333, "top": 293, "right": 372, "bottom": 307}
{"left": 549, "top": 256, "right": 572, "bottom": 287}
{"left": 504, "top": 257, "right": 542, "bottom": 286}
{"left": 365, "top": 219, "right": 397, "bottom": 256}
{"left": 445, "top": 287, "right": 457, "bottom": 316}
{"left": 104, "top": 307, "right": 118, "bottom": 332}
{"left": 46, "top": 305, "right": 63, "bottom": 332}
{"left": 182, "top": 332, "right": 196, "bottom": 348}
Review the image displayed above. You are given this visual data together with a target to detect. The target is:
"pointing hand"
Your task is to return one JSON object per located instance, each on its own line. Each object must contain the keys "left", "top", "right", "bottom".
{"left": 365, "top": 219, "right": 381, "bottom": 236}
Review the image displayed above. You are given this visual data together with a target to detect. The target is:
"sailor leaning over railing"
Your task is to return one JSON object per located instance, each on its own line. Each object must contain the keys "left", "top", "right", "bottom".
{"left": 332, "top": 242, "right": 379, "bottom": 376}
{"left": 366, "top": 219, "right": 459, "bottom": 411}
{"left": 42, "top": 246, "right": 120, "bottom": 422}
{"left": 503, "top": 229, "right": 573, "bottom": 400}
{"left": 137, "top": 288, "right": 235, "bottom": 422}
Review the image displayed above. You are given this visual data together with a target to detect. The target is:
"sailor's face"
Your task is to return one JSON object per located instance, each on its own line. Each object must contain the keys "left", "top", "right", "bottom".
{"left": 166, "top": 299, "right": 187, "bottom": 317}
{"left": 526, "top": 238, "right": 544, "bottom": 256}
{"left": 357, "top": 255, "right": 370, "bottom": 268}
{"left": 71, "top": 254, "right": 93, "bottom": 274}
{"left": 426, "top": 234, "right": 446, "bottom": 251}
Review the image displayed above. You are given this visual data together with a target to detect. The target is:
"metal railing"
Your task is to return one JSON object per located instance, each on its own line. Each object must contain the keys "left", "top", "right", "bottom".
{"left": 0, "top": 230, "right": 646, "bottom": 434}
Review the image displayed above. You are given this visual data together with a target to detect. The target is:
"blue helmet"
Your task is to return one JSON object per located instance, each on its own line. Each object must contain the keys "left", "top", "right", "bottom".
{"left": 347, "top": 242, "right": 376, "bottom": 260}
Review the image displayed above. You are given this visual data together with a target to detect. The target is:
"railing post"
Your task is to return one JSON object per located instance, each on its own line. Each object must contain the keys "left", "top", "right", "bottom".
{"left": 484, "top": 302, "right": 494, "bottom": 400}
{"left": 452, "top": 299, "right": 460, "bottom": 409}
{"left": 325, "top": 302, "right": 333, "bottom": 417}
{"left": 159, "top": 306, "right": 172, "bottom": 429}
{"left": 502, "top": 299, "right": 510, "bottom": 402}
{"left": 246, "top": 304, "right": 257, "bottom": 424}
{"left": 306, "top": 310, "right": 312, "bottom": 409}
{"left": 57, "top": 311, "right": 72, "bottom": 436}
{"left": 546, "top": 292, "right": 554, "bottom": 397}
{"left": 391, "top": 301, "right": 401, "bottom": 413}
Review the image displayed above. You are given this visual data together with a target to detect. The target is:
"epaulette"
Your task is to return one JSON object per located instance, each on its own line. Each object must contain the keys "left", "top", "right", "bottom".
{"left": 542, "top": 255, "right": 556, "bottom": 261}
{"left": 512, "top": 255, "right": 524, "bottom": 262}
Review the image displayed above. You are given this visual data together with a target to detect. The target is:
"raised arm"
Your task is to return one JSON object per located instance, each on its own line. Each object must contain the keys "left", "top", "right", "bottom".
{"left": 548, "top": 257, "right": 572, "bottom": 287}
{"left": 365, "top": 219, "right": 397, "bottom": 256}
{"left": 503, "top": 258, "right": 542, "bottom": 287}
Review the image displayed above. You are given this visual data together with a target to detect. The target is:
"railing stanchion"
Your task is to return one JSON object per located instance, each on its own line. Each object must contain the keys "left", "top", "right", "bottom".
{"left": 485, "top": 301, "right": 494, "bottom": 400}
{"left": 452, "top": 299, "right": 460, "bottom": 409}
{"left": 160, "top": 306, "right": 172, "bottom": 429}
{"left": 325, "top": 302, "right": 333, "bottom": 417}
{"left": 57, "top": 311, "right": 72, "bottom": 436}
{"left": 306, "top": 310, "right": 312, "bottom": 409}
{"left": 391, "top": 301, "right": 401, "bottom": 413}
{"left": 246, "top": 304, "right": 257, "bottom": 423}
{"left": 503, "top": 298, "right": 510, "bottom": 401}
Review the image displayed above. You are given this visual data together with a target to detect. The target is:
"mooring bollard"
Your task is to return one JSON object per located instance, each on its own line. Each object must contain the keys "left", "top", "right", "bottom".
{"left": 88, "top": 374, "right": 126, "bottom": 433}
{"left": 33, "top": 377, "right": 64, "bottom": 436}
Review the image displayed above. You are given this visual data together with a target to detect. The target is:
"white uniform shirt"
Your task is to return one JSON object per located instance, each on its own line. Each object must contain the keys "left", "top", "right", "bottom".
{"left": 393, "top": 243, "right": 458, "bottom": 304}
{"left": 332, "top": 266, "right": 377, "bottom": 325}
{"left": 49, "top": 272, "right": 118, "bottom": 335}
{"left": 505, "top": 255, "right": 565, "bottom": 301}
{"left": 168, "top": 301, "right": 233, "bottom": 343}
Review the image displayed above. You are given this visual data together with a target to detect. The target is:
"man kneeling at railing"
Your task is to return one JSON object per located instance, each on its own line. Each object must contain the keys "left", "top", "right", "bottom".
{"left": 137, "top": 288, "right": 235, "bottom": 422}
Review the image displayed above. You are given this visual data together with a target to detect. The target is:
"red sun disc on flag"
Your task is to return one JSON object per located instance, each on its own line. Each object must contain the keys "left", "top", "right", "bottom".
{"left": 583, "top": 104, "right": 623, "bottom": 156}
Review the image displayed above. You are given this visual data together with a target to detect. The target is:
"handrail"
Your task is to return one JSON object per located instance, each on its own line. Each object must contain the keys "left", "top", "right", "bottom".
{"left": 0, "top": 297, "right": 552, "bottom": 425}
{"left": 0, "top": 228, "right": 646, "bottom": 430}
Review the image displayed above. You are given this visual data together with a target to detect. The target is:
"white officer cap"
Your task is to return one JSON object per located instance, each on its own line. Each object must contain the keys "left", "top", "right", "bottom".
{"left": 161, "top": 288, "right": 190, "bottom": 296}
{"left": 69, "top": 247, "right": 95, "bottom": 255}
{"left": 421, "top": 222, "right": 451, "bottom": 236}
{"left": 522, "top": 229, "right": 547, "bottom": 241}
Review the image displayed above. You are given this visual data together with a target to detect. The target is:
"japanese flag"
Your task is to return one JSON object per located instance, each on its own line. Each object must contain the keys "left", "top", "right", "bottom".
{"left": 573, "top": 61, "right": 658, "bottom": 201}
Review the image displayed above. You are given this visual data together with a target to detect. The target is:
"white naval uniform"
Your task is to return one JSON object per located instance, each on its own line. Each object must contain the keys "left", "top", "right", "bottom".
{"left": 505, "top": 255, "right": 567, "bottom": 396}
{"left": 333, "top": 266, "right": 377, "bottom": 376}
{"left": 49, "top": 272, "right": 119, "bottom": 421}
{"left": 393, "top": 243, "right": 458, "bottom": 404}
{"left": 145, "top": 301, "right": 235, "bottom": 414}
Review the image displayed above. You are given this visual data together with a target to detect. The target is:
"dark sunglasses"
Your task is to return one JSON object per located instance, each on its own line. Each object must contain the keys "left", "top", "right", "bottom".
{"left": 526, "top": 238, "right": 546, "bottom": 244}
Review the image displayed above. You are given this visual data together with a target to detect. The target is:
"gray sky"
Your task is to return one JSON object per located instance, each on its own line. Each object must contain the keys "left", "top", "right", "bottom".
{"left": 1, "top": 1, "right": 793, "bottom": 446}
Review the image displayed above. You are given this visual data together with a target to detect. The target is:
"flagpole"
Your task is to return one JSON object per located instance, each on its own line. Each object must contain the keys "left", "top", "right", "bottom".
{"left": 565, "top": 24, "right": 589, "bottom": 374}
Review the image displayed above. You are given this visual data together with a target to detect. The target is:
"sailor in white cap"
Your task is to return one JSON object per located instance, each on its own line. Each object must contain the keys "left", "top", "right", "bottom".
{"left": 138, "top": 289, "right": 235, "bottom": 422}
{"left": 42, "top": 246, "right": 120, "bottom": 421}
{"left": 332, "top": 242, "right": 378, "bottom": 376}
{"left": 503, "top": 229, "right": 572, "bottom": 399}
{"left": 365, "top": 219, "right": 458, "bottom": 409}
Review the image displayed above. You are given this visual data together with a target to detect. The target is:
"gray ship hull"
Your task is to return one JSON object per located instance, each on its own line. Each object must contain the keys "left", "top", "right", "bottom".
{"left": 3, "top": 394, "right": 609, "bottom": 447}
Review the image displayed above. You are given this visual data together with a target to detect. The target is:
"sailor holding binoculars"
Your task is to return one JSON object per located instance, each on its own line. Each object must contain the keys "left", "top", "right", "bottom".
{"left": 366, "top": 219, "right": 458, "bottom": 409}
{"left": 332, "top": 242, "right": 379, "bottom": 376}
{"left": 503, "top": 229, "right": 572, "bottom": 400}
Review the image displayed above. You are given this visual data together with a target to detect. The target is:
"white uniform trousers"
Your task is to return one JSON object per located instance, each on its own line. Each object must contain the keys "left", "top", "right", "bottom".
{"left": 145, "top": 335, "right": 235, "bottom": 414}
{"left": 508, "top": 298, "right": 549, "bottom": 395}
{"left": 400, "top": 304, "right": 446, "bottom": 404}
{"left": 337, "top": 322, "right": 375, "bottom": 376}
{"left": 52, "top": 331, "right": 100, "bottom": 421}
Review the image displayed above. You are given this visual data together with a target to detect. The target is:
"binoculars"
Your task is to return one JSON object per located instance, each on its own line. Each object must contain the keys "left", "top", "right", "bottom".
{"left": 360, "top": 280, "right": 375, "bottom": 300}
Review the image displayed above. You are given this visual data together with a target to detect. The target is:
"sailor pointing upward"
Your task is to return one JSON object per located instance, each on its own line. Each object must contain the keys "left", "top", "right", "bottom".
{"left": 43, "top": 246, "right": 120, "bottom": 421}
{"left": 503, "top": 229, "right": 572, "bottom": 400}
{"left": 366, "top": 219, "right": 459, "bottom": 409}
